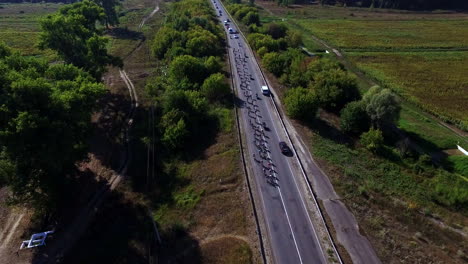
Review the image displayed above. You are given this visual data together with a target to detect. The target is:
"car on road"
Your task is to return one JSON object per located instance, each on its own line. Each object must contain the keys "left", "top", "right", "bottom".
{"left": 228, "top": 28, "right": 234, "bottom": 33}
{"left": 279, "top": 141, "right": 292, "bottom": 156}
{"left": 234, "top": 34, "right": 239, "bottom": 39}
{"left": 226, "top": 18, "right": 230, "bottom": 22}
{"left": 261, "top": 85, "right": 270, "bottom": 95}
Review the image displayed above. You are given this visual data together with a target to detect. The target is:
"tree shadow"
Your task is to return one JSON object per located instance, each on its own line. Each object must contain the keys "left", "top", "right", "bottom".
{"left": 304, "top": 117, "right": 353, "bottom": 146}
{"left": 158, "top": 226, "right": 202, "bottom": 264}
{"left": 106, "top": 27, "right": 145, "bottom": 41}
{"left": 54, "top": 190, "right": 153, "bottom": 264}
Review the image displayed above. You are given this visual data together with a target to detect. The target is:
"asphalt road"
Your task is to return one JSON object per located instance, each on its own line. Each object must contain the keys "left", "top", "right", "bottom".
{"left": 211, "top": 2, "right": 329, "bottom": 264}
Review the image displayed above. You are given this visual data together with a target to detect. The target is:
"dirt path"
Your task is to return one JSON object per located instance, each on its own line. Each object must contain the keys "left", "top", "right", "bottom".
{"left": 0, "top": 211, "right": 25, "bottom": 249}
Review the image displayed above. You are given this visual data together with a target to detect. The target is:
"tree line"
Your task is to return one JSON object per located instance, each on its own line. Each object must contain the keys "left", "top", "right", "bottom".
{"left": 147, "top": 0, "right": 231, "bottom": 154}
{"left": 0, "top": 0, "right": 119, "bottom": 209}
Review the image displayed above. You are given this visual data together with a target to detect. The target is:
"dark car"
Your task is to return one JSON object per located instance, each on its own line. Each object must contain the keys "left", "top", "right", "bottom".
{"left": 279, "top": 141, "right": 292, "bottom": 156}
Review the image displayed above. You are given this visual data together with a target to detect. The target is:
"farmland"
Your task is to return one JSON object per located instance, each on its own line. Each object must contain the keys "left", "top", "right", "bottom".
{"left": 348, "top": 51, "right": 468, "bottom": 129}
{"left": 0, "top": 3, "right": 60, "bottom": 57}
{"left": 296, "top": 19, "right": 468, "bottom": 50}
{"left": 258, "top": 0, "right": 468, "bottom": 132}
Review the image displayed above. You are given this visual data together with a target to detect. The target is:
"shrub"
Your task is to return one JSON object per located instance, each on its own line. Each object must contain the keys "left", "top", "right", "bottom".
{"left": 284, "top": 87, "right": 318, "bottom": 121}
{"left": 243, "top": 11, "right": 260, "bottom": 26}
{"left": 340, "top": 100, "right": 370, "bottom": 135}
{"left": 263, "top": 22, "right": 288, "bottom": 39}
{"left": 201, "top": 73, "right": 230, "bottom": 102}
{"left": 431, "top": 171, "right": 468, "bottom": 208}
{"left": 262, "top": 52, "right": 286, "bottom": 76}
{"left": 311, "top": 68, "right": 360, "bottom": 112}
{"left": 360, "top": 128, "right": 384, "bottom": 153}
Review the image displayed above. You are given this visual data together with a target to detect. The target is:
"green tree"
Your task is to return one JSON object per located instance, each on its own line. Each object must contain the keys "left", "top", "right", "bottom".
{"left": 243, "top": 11, "right": 260, "bottom": 26}
{"left": 312, "top": 68, "right": 360, "bottom": 111}
{"left": 39, "top": 0, "right": 121, "bottom": 79}
{"left": 306, "top": 58, "right": 343, "bottom": 81}
{"left": 264, "top": 23, "right": 288, "bottom": 39}
{"left": 0, "top": 52, "right": 105, "bottom": 208}
{"left": 92, "top": 0, "right": 120, "bottom": 27}
{"left": 284, "top": 87, "right": 318, "bottom": 121}
{"left": 201, "top": 73, "right": 230, "bottom": 101}
{"left": 364, "top": 86, "right": 400, "bottom": 127}
{"left": 161, "top": 109, "right": 189, "bottom": 150}
{"left": 152, "top": 26, "right": 185, "bottom": 60}
{"left": 340, "top": 100, "right": 370, "bottom": 135}
{"left": 285, "top": 30, "right": 303, "bottom": 48}
{"left": 360, "top": 127, "right": 384, "bottom": 153}
{"left": 186, "top": 28, "right": 220, "bottom": 57}
{"left": 263, "top": 52, "right": 286, "bottom": 76}
{"left": 168, "top": 55, "right": 208, "bottom": 90}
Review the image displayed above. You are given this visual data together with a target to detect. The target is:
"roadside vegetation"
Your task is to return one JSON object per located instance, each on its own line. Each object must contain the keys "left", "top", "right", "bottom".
{"left": 140, "top": 0, "right": 257, "bottom": 262}
{"left": 227, "top": 0, "right": 468, "bottom": 263}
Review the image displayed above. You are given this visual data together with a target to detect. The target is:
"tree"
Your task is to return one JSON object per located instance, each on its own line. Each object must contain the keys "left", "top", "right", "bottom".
{"left": 340, "top": 100, "right": 370, "bottom": 135}
{"left": 0, "top": 52, "right": 105, "bottom": 208}
{"left": 285, "top": 30, "right": 303, "bottom": 48}
{"left": 364, "top": 86, "right": 400, "bottom": 127}
{"left": 264, "top": 23, "right": 288, "bottom": 39}
{"left": 152, "top": 26, "right": 185, "bottom": 60}
{"left": 201, "top": 73, "right": 230, "bottom": 101}
{"left": 306, "top": 58, "right": 343, "bottom": 81}
{"left": 161, "top": 109, "right": 189, "bottom": 150}
{"left": 263, "top": 52, "right": 286, "bottom": 76}
{"left": 168, "top": 55, "right": 208, "bottom": 90}
{"left": 284, "top": 87, "right": 318, "bottom": 121}
{"left": 92, "top": 0, "right": 120, "bottom": 27}
{"left": 186, "top": 28, "right": 220, "bottom": 57}
{"left": 243, "top": 11, "right": 260, "bottom": 26}
{"left": 39, "top": 0, "right": 121, "bottom": 79}
{"left": 360, "top": 127, "right": 384, "bottom": 153}
{"left": 312, "top": 68, "right": 360, "bottom": 111}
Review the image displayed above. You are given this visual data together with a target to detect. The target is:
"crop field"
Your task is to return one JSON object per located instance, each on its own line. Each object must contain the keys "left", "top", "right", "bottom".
{"left": 0, "top": 3, "right": 61, "bottom": 56}
{"left": 295, "top": 19, "right": 468, "bottom": 50}
{"left": 347, "top": 51, "right": 468, "bottom": 129}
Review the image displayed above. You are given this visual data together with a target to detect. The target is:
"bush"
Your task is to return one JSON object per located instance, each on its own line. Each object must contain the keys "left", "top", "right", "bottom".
{"left": 201, "top": 73, "right": 230, "bottom": 101}
{"left": 263, "top": 22, "right": 288, "bottom": 39}
{"left": 242, "top": 11, "right": 260, "bottom": 26}
{"left": 312, "top": 68, "right": 360, "bottom": 112}
{"left": 262, "top": 52, "right": 286, "bottom": 76}
{"left": 360, "top": 128, "right": 384, "bottom": 153}
{"left": 340, "top": 101, "right": 370, "bottom": 135}
{"left": 431, "top": 171, "right": 468, "bottom": 208}
{"left": 446, "top": 156, "right": 468, "bottom": 176}
{"left": 284, "top": 87, "right": 318, "bottom": 121}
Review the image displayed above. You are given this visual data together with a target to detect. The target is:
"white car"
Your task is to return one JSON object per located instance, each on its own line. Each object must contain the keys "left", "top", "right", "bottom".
{"left": 234, "top": 35, "right": 239, "bottom": 39}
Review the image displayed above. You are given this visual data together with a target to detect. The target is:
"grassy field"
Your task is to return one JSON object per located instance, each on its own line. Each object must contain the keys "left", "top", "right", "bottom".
{"left": 347, "top": 51, "right": 468, "bottom": 130}
{"left": 0, "top": 3, "right": 60, "bottom": 57}
{"left": 295, "top": 19, "right": 468, "bottom": 50}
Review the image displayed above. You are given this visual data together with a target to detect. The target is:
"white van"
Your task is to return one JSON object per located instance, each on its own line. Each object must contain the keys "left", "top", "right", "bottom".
{"left": 261, "top": 85, "right": 270, "bottom": 95}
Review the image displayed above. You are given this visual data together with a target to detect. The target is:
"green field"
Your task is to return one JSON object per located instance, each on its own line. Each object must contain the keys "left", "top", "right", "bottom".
{"left": 347, "top": 51, "right": 468, "bottom": 129}
{"left": 0, "top": 3, "right": 61, "bottom": 56}
{"left": 296, "top": 19, "right": 468, "bottom": 50}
